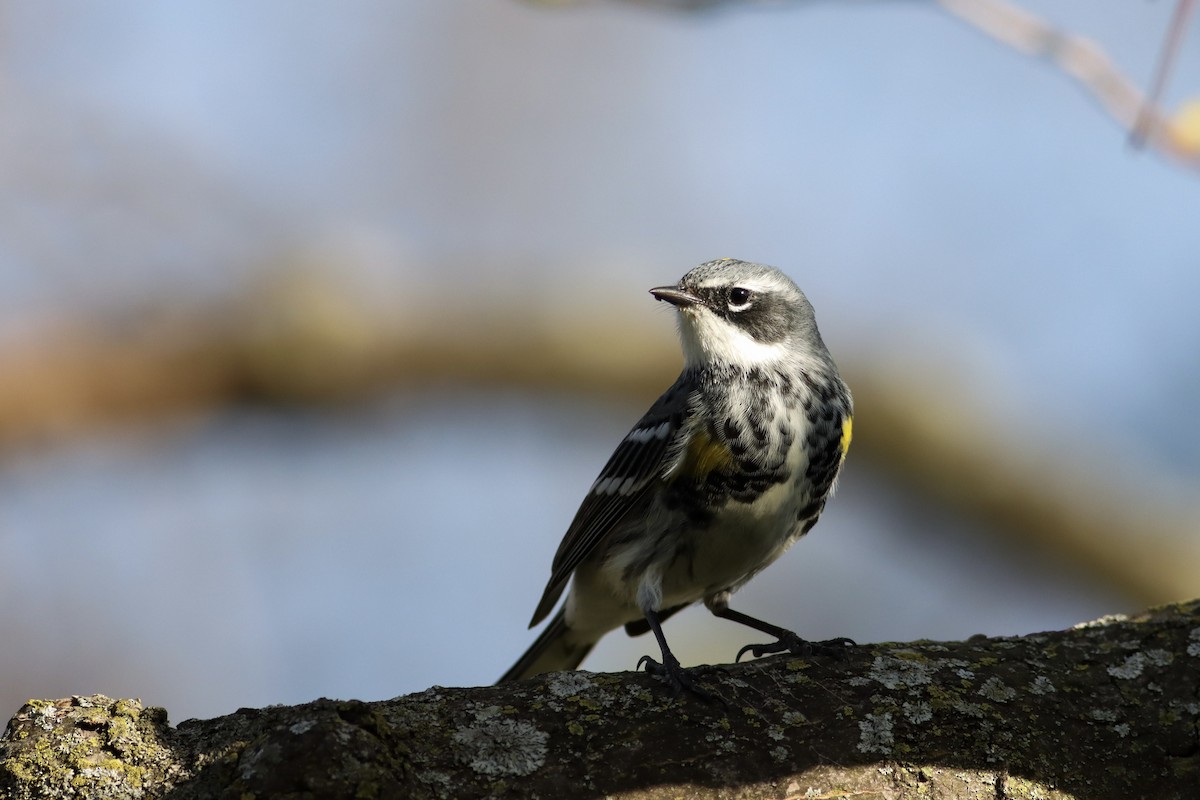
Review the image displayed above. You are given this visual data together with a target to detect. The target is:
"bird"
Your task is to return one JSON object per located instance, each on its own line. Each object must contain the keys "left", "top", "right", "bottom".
{"left": 497, "top": 258, "right": 853, "bottom": 693}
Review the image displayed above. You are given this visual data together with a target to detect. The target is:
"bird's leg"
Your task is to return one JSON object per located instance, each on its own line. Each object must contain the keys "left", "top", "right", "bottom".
{"left": 635, "top": 607, "right": 710, "bottom": 699}
{"left": 706, "top": 595, "right": 854, "bottom": 662}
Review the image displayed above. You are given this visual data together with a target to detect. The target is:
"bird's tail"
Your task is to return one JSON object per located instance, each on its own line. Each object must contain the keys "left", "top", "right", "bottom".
{"left": 497, "top": 607, "right": 596, "bottom": 683}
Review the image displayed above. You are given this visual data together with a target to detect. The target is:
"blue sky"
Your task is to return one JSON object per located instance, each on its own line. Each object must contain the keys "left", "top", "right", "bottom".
{"left": 0, "top": 1, "right": 1195, "bottom": 721}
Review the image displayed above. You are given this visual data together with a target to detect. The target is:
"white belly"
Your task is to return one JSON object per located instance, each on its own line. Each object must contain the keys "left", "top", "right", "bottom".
{"left": 567, "top": 428, "right": 812, "bottom": 637}
{"left": 660, "top": 480, "right": 801, "bottom": 606}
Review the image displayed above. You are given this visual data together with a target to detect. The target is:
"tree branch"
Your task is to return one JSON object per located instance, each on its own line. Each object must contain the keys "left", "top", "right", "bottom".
{"left": 3, "top": 286, "right": 1198, "bottom": 608}
{"left": 4, "top": 600, "right": 1198, "bottom": 799}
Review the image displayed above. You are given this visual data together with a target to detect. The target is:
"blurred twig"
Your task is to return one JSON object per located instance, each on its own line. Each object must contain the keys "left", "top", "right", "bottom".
{"left": 0, "top": 277, "right": 1196, "bottom": 608}
{"left": 938, "top": 0, "right": 1199, "bottom": 168}
{"left": 563, "top": 0, "right": 1200, "bottom": 170}
{"left": 1132, "top": 0, "right": 1195, "bottom": 147}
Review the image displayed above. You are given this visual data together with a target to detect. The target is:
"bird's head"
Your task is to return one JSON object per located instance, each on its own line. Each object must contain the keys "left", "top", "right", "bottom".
{"left": 650, "top": 258, "right": 829, "bottom": 371}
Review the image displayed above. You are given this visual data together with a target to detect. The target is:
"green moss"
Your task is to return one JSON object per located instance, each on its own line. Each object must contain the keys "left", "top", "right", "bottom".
{"left": 111, "top": 699, "right": 141, "bottom": 720}
{"left": 107, "top": 715, "right": 136, "bottom": 742}
{"left": 924, "top": 684, "right": 958, "bottom": 708}
{"left": 354, "top": 779, "right": 381, "bottom": 798}
{"left": 576, "top": 697, "right": 603, "bottom": 712}
{"left": 0, "top": 696, "right": 179, "bottom": 800}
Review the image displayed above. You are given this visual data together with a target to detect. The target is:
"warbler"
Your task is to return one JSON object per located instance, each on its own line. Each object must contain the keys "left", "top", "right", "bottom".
{"left": 498, "top": 258, "right": 853, "bottom": 692}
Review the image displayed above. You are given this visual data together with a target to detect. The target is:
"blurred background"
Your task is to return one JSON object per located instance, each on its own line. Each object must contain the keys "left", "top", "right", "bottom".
{"left": 1, "top": 0, "right": 1198, "bottom": 724}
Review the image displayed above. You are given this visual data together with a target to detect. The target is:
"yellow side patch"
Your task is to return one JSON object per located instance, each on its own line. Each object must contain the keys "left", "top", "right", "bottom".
{"left": 676, "top": 426, "right": 735, "bottom": 482}
{"left": 839, "top": 415, "right": 853, "bottom": 463}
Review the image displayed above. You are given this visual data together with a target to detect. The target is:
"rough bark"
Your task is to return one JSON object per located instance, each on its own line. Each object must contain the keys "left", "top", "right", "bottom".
{"left": 2, "top": 600, "right": 1198, "bottom": 799}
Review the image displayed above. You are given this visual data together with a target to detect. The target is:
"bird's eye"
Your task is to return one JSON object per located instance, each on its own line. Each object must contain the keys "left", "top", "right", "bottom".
{"left": 727, "top": 287, "right": 752, "bottom": 309}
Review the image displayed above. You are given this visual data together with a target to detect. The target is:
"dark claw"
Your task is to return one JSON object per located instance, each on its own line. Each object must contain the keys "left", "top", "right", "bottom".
{"left": 736, "top": 633, "right": 855, "bottom": 663}
{"left": 637, "top": 653, "right": 713, "bottom": 700}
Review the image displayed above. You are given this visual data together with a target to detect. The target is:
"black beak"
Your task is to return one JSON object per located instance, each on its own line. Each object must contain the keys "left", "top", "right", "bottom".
{"left": 649, "top": 286, "right": 700, "bottom": 308}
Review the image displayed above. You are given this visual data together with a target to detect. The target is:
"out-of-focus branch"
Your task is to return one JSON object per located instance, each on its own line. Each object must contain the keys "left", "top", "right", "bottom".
{"left": 938, "top": 0, "right": 1199, "bottom": 168}
{"left": 0, "top": 276, "right": 1196, "bottom": 609}
{"left": 1133, "top": 0, "right": 1195, "bottom": 146}
{"left": 536, "top": 0, "right": 1200, "bottom": 170}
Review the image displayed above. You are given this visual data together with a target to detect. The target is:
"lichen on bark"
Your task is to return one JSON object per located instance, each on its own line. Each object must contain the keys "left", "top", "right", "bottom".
{"left": 2, "top": 600, "right": 1199, "bottom": 799}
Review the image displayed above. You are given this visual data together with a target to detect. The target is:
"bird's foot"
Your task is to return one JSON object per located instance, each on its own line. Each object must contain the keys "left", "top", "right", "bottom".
{"left": 736, "top": 633, "right": 855, "bottom": 663}
{"left": 637, "top": 653, "right": 712, "bottom": 700}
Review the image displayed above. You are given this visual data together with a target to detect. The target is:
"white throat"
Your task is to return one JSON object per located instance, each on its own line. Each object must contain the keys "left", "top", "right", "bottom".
{"left": 676, "top": 309, "right": 791, "bottom": 368}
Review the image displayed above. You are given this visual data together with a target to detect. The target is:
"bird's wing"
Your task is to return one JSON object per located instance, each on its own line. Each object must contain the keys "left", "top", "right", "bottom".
{"left": 527, "top": 375, "right": 697, "bottom": 627}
